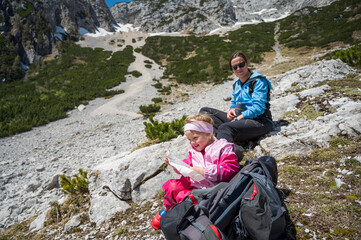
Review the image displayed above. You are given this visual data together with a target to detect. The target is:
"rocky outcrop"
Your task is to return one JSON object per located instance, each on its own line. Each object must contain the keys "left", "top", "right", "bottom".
{"left": 256, "top": 59, "right": 360, "bottom": 159}
{"left": 0, "top": 0, "right": 116, "bottom": 66}
{"left": 111, "top": 0, "right": 338, "bottom": 34}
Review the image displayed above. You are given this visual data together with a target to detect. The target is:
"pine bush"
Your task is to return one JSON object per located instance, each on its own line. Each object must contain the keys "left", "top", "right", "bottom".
{"left": 60, "top": 169, "right": 89, "bottom": 195}
{"left": 143, "top": 115, "right": 186, "bottom": 142}
{"left": 333, "top": 45, "right": 361, "bottom": 68}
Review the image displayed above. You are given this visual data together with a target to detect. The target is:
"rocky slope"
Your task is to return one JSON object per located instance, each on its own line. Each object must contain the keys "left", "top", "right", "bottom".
{"left": 111, "top": 0, "right": 338, "bottom": 34}
{"left": 1, "top": 28, "right": 360, "bottom": 237}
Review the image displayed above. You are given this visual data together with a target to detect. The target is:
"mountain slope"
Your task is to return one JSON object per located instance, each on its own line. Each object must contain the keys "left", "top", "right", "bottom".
{"left": 111, "top": 0, "right": 338, "bottom": 33}
{"left": 0, "top": 0, "right": 116, "bottom": 81}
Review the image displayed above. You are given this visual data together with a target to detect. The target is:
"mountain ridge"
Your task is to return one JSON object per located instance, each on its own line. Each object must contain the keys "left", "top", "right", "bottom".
{"left": 111, "top": 0, "right": 338, "bottom": 34}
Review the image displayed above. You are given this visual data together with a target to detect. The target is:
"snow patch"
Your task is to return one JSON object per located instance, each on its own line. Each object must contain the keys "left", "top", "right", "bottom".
{"left": 114, "top": 23, "right": 140, "bottom": 32}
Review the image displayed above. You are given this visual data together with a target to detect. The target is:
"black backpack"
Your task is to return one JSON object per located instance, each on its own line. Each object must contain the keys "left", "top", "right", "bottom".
{"left": 160, "top": 156, "right": 295, "bottom": 240}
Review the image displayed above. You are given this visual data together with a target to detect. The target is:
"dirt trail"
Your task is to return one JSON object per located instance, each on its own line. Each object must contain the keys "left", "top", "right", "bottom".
{"left": 90, "top": 51, "right": 155, "bottom": 117}
{"left": 77, "top": 30, "right": 161, "bottom": 118}
{"left": 272, "top": 22, "right": 288, "bottom": 64}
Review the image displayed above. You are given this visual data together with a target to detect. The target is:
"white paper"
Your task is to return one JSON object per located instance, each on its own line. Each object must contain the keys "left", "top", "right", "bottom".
{"left": 167, "top": 151, "right": 207, "bottom": 182}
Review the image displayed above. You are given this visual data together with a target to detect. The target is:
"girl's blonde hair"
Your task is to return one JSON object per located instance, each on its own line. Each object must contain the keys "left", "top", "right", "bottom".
{"left": 185, "top": 114, "right": 214, "bottom": 125}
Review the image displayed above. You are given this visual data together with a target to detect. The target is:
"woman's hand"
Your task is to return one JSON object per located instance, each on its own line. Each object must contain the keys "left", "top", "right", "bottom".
{"left": 190, "top": 166, "right": 204, "bottom": 176}
{"left": 236, "top": 114, "right": 244, "bottom": 121}
{"left": 227, "top": 108, "right": 237, "bottom": 120}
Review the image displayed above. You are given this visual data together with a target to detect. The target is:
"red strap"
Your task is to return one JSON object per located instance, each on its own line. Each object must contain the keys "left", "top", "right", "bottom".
{"left": 250, "top": 184, "right": 257, "bottom": 200}
{"left": 210, "top": 225, "right": 222, "bottom": 239}
{"left": 189, "top": 194, "right": 198, "bottom": 205}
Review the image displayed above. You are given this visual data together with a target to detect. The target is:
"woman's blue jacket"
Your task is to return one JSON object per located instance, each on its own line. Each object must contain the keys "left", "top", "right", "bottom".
{"left": 230, "top": 71, "right": 272, "bottom": 120}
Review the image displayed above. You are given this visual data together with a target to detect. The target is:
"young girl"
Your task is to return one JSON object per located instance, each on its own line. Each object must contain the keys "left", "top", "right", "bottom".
{"left": 151, "top": 114, "right": 240, "bottom": 229}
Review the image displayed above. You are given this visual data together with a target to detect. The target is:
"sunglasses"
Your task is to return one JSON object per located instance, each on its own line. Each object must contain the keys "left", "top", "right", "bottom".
{"left": 231, "top": 61, "right": 246, "bottom": 70}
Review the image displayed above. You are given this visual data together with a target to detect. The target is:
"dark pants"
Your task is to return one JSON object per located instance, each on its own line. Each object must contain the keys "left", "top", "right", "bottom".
{"left": 200, "top": 107, "right": 273, "bottom": 143}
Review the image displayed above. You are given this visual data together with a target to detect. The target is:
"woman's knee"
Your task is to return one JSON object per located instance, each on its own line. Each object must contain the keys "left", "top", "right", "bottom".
{"left": 217, "top": 124, "right": 234, "bottom": 142}
{"left": 200, "top": 107, "right": 212, "bottom": 114}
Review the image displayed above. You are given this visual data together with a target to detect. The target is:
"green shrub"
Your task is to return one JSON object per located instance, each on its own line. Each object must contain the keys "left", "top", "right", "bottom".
{"left": 15, "top": 1, "right": 34, "bottom": 19}
{"left": 332, "top": 45, "right": 361, "bottom": 68}
{"left": 60, "top": 169, "right": 89, "bottom": 195}
{"left": 0, "top": 35, "right": 24, "bottom": 82}
{"left": 152, "top": 82, "right": 162, "bottom": 89}
{"left": 152, "top": 97, "right": 163, "bottom": 103}
{"left": 139, "top": 104, "right": 161, "bottom": 116}
{"left": 143, "top": 115, "right": 186, "bottom": 142}
{"left": 158, "top": 85, "right": 171, "bottom": 95}
{"left": 130, "top": 70, "right": 142, "bottom": 77}
{"left": 145, "top": 64, "right": 152, "bottom": 68}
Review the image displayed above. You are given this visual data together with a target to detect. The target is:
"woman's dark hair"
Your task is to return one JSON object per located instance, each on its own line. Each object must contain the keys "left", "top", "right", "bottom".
{"left": 229, "top": 52, "right": 248, "bottom": 70}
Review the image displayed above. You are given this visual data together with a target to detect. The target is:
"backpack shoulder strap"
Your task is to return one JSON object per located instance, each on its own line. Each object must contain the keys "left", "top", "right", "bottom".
{"left": 248, "top": 77, "right": 258, "bottom": 97}
{"left": 232, "top": 77, "right": 260, "bottom": 97}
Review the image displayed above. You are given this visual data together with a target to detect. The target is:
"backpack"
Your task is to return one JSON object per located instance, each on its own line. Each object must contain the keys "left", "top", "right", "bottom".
{"left": 160, "top": 156, "right": 295, "bottom": 240}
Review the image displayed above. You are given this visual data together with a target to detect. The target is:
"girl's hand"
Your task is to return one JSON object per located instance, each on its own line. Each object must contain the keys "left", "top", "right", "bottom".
{"left": 190, "top": 166, "right": 204, "bottom": 176}
{"left": 227, "top": 108, "right": 236, "bottom": 120}
{"left": 164, "top": 152, "right": 169, "bottom": 165}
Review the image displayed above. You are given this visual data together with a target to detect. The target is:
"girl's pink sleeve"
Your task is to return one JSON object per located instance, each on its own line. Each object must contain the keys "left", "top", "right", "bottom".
{"left": 204, "top": 147, "right": 239, "bottom": 182}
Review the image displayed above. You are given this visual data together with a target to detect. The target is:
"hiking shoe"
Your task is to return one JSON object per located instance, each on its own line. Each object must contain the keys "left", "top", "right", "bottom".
{"left": 151, "top": 209, "right": 166, "bottom": 230}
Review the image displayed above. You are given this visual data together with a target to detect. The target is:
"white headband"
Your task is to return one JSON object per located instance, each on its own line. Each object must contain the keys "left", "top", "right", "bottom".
{"left": 184, "top": 121, "right": 213, "bottom": 134}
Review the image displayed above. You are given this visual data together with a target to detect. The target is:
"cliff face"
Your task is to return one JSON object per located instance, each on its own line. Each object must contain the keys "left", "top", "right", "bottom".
{"left": 111, "top": 0, "right": 338, "bottom": 34}
{"left": 0, "top": 0, "right": 116, "bottom": 68}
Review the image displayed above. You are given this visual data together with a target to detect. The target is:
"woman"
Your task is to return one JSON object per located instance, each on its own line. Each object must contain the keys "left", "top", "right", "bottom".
{"left": 200, "top": 52, "right": 273, "bottom": 146}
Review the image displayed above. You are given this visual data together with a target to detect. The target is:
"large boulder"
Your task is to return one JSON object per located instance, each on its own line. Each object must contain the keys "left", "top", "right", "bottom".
{"left": 88, "top": 136, "right": 189, "bottom": 226}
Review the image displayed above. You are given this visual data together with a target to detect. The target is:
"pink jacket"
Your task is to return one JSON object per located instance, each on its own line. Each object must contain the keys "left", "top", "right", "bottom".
{"left": 183, "top": 138, "right": 240, "bottom": 189}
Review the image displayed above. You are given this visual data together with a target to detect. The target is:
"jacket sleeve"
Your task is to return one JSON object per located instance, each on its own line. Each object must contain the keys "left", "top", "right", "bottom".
{"left": 242, "top": 78, "right": 269, "bottom": 119}
{"left": 203, "top": 146, "right": 240, "bottom": 182}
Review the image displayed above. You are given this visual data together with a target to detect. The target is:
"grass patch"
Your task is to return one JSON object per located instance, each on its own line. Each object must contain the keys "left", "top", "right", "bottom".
{"left": 278, "top": 135, "right": 361, "bottom": 239}
{"left": 282, "top": 103, "right": 324, "bottom": 122}
{"left": 323, "top": 74, "right": 361, "bottom": 101}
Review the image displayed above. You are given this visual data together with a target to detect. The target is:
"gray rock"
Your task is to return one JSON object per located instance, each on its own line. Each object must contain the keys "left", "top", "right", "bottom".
{"left": 26, "top": 181, "right": 41, "bottom": 192}
{"left": 36, "top": 165, "right": 45, "bottom": 172}
{"left": 46, "top": 175, "right": 61, "bottom": 191}
{"left": 29, "top": 210, "right": 47, "bottom": 232}
{"left": 88, "top": 135, "right": 189, "bottom": 225}
{"left": 64, "top": 213, "right": 84, "bottom": 233}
